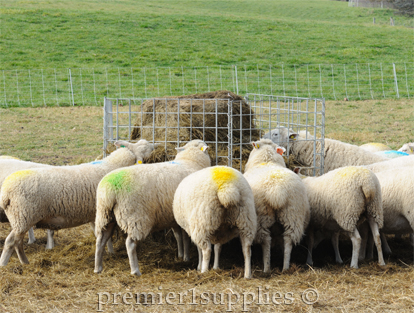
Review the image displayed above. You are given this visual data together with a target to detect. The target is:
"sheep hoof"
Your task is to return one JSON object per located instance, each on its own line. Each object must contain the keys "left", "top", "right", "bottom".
{"left": 94, "top": 268, "right": 103, "bottom": 274}
{"left": 131, "top": 270, "right": 142, "bottom": 276}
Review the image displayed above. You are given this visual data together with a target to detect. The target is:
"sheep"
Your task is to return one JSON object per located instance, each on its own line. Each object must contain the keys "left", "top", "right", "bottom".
{"left": 374, "top": 150, "right": 409, "bottom": 159}
{"left": 0, "top": 139, "right": 157, "bottom": 266}
{"left": 243, "top": 139, "right": 310, "bottom": 272}
{"left": 94, "top": 139, "right": 211, "bottom": 276}
{"left": 365, "top": 155, "right": 414, "bottom": 173}
{"left": 301, "top": 166, "right": 385, "bottom": 269}
{"left": 360, "top": 143, "right": 391, "bottom": 153}
{"left": 173, "top": 165, "right": 257, "bottom": 278}
{"left": 0, "top": 159, "right": 52, "bottom": 245}
{"left": 398, "top": 143, "right": 414, "bottom": 154}
{"left": 361, "top": 167, "right": 414, "bottom": 258}
{"left": 263, "top": 127, "right": 388, "bottom": 174}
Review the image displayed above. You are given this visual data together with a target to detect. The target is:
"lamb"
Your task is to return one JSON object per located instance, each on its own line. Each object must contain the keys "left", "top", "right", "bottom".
{"left": 173, "top": 166, "right": 257, "bottom": 278}
{"left": 0, "top": 159, "right": 52, "bottom": 245}
{"left": 360, "top": 143, "right": 391, "bottom": 153}
{"left": 361, "top": 167, "right": 414, "bottom": 258}
{"left": 365, "top": 155, "right": 414, "bottom": 173}
{"left": 0, "top": 139, "right": 157, "bottom": 266}
{"left": 398, "top": 143, "right": 414, "bottom": 154}
{"left": 243, "top": 139, "right": 310, "bottom": 272}
{"left": 263, "top": 127, "right": 388, "bottom": 174}
{"left": 301, "top": 166, "right": 385, "bottom": 269}
{"left": 374, "top": 150, "right": 409, "bottom": 159}
{"left": 94, "top": 139, "right": 211, "bottom": 276}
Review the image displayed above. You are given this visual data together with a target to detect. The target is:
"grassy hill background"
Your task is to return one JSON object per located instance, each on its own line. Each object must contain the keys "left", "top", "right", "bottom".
{"left": 1, "top": 0, "right": 413, "bottom": 69}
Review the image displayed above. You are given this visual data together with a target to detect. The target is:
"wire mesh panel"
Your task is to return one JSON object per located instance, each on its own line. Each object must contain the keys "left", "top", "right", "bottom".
{"left": 247, "top": 94, "right": 325, "bottom": 176}
{"left": 103, "top": 94, "right": 325, "bottom": 175}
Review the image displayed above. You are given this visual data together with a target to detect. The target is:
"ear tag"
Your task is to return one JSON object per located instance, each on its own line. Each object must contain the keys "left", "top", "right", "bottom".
{"left": 276, "top": 148, "right": 284, "bottom": 155}
{"left": 121, "top": 145, "right": 125, "bottom": 148}
{"left": 256, "top": 143, "right": 260, "bottom": 149}
{"left": 289, "top": 135, "right": 296, "bottom": 141}
{"left": 136, "top": 160, "right": 142, "bottom": 165}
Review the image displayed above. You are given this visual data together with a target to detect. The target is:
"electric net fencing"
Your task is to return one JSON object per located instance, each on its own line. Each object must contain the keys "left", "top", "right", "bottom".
{"left": 1, "top": 62, "right": 413, "bottom": 107}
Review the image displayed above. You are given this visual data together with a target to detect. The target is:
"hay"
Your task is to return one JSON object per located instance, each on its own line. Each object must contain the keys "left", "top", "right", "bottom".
{"left": 129, "top": 90, "right": 261, "bottom": 171}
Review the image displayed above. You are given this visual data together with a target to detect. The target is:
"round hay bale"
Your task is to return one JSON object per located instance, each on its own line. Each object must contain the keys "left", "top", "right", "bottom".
{"left": 130, "top": 90, "right": 262, "bottom": 171}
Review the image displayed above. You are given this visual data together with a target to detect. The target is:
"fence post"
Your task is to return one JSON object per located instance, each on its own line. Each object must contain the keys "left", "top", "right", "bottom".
{"left": 103, "top": 97, "right": 113, "bottom": 158}
{"left": 16, "top": 70, "right": 20, "bottom": 106}
{"left": 331, "top": 64, "right": 336, "bottom": 100}
{"left": 393, "top": 63, "right": 399, "bottom": 98}
{"left": 235, "top": 65, "right": 239, "bottom": 95}
{"left": 42, "top": 69, "right": 46, "bottom": 106}
{"left": 69, "top": 68, "right": 74, "bottom": 106}
{"left": 29, "top": 69, "right": 34, "bottom": 107}
{"left": 2, "top": 70, "right": 7, "bottom": 107}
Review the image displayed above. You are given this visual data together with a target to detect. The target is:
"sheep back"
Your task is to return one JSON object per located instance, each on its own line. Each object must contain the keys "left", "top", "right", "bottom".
{"left": 173, "top": 166, "right": 256, "bottom": 246}
{"left": 304, "top": 166, "right": 383, "bottom": 232}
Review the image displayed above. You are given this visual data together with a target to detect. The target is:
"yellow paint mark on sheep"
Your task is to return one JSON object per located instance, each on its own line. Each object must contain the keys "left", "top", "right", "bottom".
{"left": 0, "top": 155, "right": 20, "bottom": 160}
{"left": 361, "top": 143, "right": 390, "bottom": 150}
{"left": 269, "top": 169, "right": 289, "bottom": 182}
{"left": 211, "top": 167, "right": 237, "bottom": 190}
{"left": 2, "top": 169, "right": 35, "bottom": 190}
{"left": 335, "top": 167, "right": 370, "bottom": 179}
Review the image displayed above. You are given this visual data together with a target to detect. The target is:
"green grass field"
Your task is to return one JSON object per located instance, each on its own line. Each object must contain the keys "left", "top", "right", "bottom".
{"left": 1, "top": 0, "right": 413, "bottom": 70}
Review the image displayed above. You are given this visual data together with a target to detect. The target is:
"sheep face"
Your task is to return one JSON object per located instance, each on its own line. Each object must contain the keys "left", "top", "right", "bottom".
{"left": 114, "top": 139, "right": 158, "bottom": 162}
{"left": 262, "top": 127, "right": 298, "bottom": 148}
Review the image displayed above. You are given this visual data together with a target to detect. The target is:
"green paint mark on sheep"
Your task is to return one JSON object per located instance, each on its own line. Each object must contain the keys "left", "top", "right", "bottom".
{"left": 101, "top": 170, "right": 132, "bottom": 193}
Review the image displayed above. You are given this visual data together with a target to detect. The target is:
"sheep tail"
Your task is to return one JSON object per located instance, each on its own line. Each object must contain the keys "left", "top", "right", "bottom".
{"left": 362, "top": 176, "right": 384, "bottom": 229}
{"left": 94, "top": 184, "right": 117, "bottom": 235}
{"left": 217, "top": 183, "right": 241, "bottom": 208}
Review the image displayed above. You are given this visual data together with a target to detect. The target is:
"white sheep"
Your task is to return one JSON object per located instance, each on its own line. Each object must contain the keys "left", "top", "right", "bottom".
{"left": 301, "top": 166, "right": 385, "bottom": 269}
{"left": 0, "top": 139, "right": 157, "bottom": 266}
{"left": 365, "top": 155, "right": 414, "bottom": 173}
{"left": 94, "top": 139, "right": 211, "bottom": 276}
{"left": 374, "top": 150, "right": 409, "bottom": 159}
{"left": 361, "top": 166, "right": 414, "bottom": 258}
{"left": 0, "top": 159, "right": 52, "bottom": 245}
{"left": 398, "top": 143, "right": 414, "bottom": 154}
{"left": 173, "top": 166, "right": 257, "bottom": 278}
{"left": 263, "top": 127, "right": 388, "bottom": 174}
{"left": 360, "top": 143, "right": 391, "bottom": 153}
{"left": 243, "top": 139, "right": 310, "bottom": 272}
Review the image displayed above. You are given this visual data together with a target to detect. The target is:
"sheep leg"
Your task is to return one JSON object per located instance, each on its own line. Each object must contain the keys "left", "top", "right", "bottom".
{"left": 282, "top": 235, "right": 293, "bottom": 271}
{"left": 213, "top": 243, "right": 222, "bottom": 270}
{"left": 349, "top": 228, "right": 362, "bottom": 269}
{"left": 27, "top": 227, "right": 36, "bottom": 244}
{"left": 381, "top": 232, "right": 392, "bottom": 255}
{"left": 94, "top": 222, "right": 116, "bottom": 274}
{"left": 331, "top": 232, "right": 343, "bottom": 264}
{"left": 46, "top": 230, "right": 55, "bottom": 250}
{"left": 306, "top": 230, "right": 314, "bottom": 266}
{"left": 172, "top": 226, "right": 184, "bottom": 259}
{"left": 0, "top": 230, "right": 19, "bottom": 266}
{"left": 197, "top": 246, "right": 202, "bottom": 271}
{"left": 126, "top": 236, "right": 141, "bottom": 276}
{"left": 367, "top": 217, "right": 385, "bottom": 266}
{"left": 182, "top": 229, "right": 190, "bottom": 262}
{"left": 90, "top": 222, "right": 114, "bottom": 254}
{"left": 261, "top": 233, "right": 272, "bottom": 273}
{"left": 14, "top": 233, "right": 29, "bottom": 264}
{"left": 240, "top": 235, "right": 253, "bottom": 279}
{"left": 200, "top": 241, "right": 212, "bottom": 274}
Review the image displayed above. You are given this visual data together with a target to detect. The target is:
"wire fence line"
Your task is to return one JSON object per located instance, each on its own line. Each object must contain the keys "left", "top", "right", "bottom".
{"left": 0, "top": 62, "right": 412, "bottom": 107}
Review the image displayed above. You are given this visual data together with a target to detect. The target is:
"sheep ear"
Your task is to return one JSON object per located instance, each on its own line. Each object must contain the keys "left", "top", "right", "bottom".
{"left": 252, "top": 142, "right": 260, "bottom": 149}
{"left": 276, "top": 147, "right": 285, "bottom": 155}
{"left": 114, "top": 140, "right": 130, "bottom": 148}
{"left": 201, "top": 145, "right": 209, "bottom": 152}
{"left": 175, "top": 147, "right": 185, "bottom": 153}
{"left": 293, "top": 167, "right": 301, "bottom": 174}
{"left": 289, "top": 133, "right": 299, "bottom": 141}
